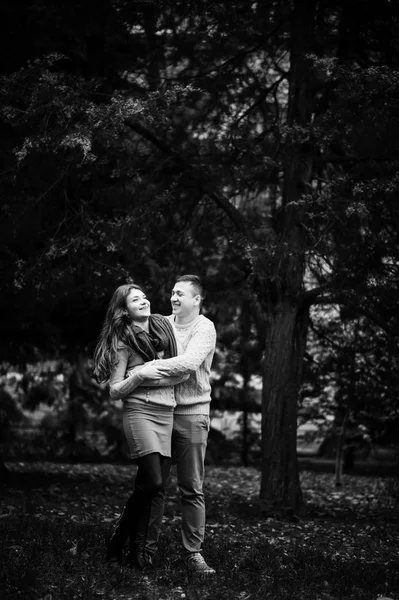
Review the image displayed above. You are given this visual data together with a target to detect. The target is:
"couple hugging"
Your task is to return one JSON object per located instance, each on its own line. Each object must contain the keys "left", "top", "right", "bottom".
{"left": 93, "top": 274, "right": 217, "bottom": 576}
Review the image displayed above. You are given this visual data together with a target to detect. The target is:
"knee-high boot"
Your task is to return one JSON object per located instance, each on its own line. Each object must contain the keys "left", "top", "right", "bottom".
{"left": 106, "top": 494, "right": 136, "bottom": 565}
{"left": 107, "top": 484, "right": 156, "bottom": 567}
{"left": 126, "top": 496, "right": 156, "bottom": 570}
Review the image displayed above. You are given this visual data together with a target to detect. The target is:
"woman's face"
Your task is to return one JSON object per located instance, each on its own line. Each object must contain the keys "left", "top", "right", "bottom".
{"left": 125, "top": 288, "right": 151, "bottom": 322}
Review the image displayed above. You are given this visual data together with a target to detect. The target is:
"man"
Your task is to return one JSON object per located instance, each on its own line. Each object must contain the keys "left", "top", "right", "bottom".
{"left": 143, "top": 274, "right": 217, "bottom": 575}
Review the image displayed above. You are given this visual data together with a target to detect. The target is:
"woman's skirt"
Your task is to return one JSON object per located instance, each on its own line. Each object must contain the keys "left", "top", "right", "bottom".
{"left": 122, "top": 400, "right": 174, "bottom": 460}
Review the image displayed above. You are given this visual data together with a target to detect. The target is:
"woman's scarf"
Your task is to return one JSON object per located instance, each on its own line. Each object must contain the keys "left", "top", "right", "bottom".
{"left": 126, "top": 314, "right": 177, "bottom": 362}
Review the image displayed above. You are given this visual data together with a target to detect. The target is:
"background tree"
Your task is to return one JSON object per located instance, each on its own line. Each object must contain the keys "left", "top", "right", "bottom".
{"left": 307, "top": 309, "right": 399, "bottom": 449}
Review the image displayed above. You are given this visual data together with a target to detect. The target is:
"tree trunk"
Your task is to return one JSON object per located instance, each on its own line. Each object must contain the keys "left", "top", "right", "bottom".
{"left": 335, "top": 407, "right": 350, "bottom": 487}
{"left": 66, "top": 354, "right": 93, "bottom": 444}
{"left": 336, "top": 323, "right": 358, "bottom": 484}
{"left": 240, "top": 372, "right": 250, "bottom": 467}
{"left": 239, "top": 297, "right": 252, "bottom": 467}
{"left": 260, "top": 303, "right": 309, "bottom": 517}
{"left": 258, "top": 0, "right": 316, "bottom": 517}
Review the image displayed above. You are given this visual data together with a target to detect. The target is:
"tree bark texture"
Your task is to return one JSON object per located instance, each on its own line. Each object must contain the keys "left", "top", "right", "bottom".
{"left": 240, "top": 372, "right": 250, "bottom": 467}
{"left": 260, "top": 303, "right": 309, "bottom": 517}
{"left": 335, "top": 406, "right": 350, "bottom": 487}
{"left": 258, "top": 0, "right": 316, "bottom": 517}
{"left": 239, "top": 297, "right": 252, "bottom": 467}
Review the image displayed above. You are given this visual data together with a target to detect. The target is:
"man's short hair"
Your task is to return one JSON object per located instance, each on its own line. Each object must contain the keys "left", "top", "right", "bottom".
{"left": 175, "top": 274, "right": 205, "bottom": 300}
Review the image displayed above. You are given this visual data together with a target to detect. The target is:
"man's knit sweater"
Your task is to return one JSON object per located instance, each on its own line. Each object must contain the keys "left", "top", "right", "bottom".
{"left": 155, "top": 314, "right": 217, "bottom": 415}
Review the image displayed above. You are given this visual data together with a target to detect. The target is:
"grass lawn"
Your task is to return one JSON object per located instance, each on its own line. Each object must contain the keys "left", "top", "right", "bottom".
{"left": 0, "top": 461, "right": 398, "bottom": 600}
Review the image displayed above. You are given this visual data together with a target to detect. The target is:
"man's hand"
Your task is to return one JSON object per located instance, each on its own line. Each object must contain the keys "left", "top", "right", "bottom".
{"left": 138, "top": 362, "right": 165, "bottom": 379}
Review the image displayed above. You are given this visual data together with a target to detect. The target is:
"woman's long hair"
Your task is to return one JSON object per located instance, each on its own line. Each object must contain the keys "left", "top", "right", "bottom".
{"left": 92, "top": 284, "right": 143, "bottom": 384}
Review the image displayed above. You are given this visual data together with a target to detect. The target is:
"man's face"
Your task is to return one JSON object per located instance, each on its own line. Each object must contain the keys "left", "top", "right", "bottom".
{"left": 170, "top": 281, "right": 200, "bottom": 319}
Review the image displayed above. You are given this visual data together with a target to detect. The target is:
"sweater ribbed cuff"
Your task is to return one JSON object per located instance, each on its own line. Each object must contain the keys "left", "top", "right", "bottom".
{"left": 174, "top": 402, "right": 210, "bottom": 416}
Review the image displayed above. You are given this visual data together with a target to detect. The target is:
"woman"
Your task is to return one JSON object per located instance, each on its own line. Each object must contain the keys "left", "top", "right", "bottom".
{"left": 93, "top": 283, "right": 187, "bottom": 569}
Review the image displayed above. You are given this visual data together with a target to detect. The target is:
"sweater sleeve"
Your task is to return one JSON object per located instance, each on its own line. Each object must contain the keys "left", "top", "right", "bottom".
{"left": 108, "top": 348, "right": 146, "bottom": 401}
{"left": 141, "top": 374, "right": 190, "bottom": 387}
{"left": 126, "top": 366, "right": 190, "bottom": 388}
{"left": 109, "top": 349, "right": 190, "bottom": 401}
{"left": 153, "top": 320, "right": 216, "bottom": 376}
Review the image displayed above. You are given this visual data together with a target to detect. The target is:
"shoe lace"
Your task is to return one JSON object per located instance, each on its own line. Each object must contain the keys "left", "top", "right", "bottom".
{"left": 188, "top": 553, "right": 205, "bottom": 565}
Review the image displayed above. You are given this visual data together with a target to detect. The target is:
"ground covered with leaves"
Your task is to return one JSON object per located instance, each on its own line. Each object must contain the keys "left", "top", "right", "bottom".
{"left": 0, "top": 462, "right": 398, "bottom": 600}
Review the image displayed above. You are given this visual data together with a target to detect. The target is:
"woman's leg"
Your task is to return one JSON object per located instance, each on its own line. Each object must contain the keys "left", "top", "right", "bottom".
{"left": 126, "top": 452, "right": 166, "bottom": 568}
{"left": 133, "top": 454, "right": 171, "bottom": 566}
{"left": 107, "top": 452, "right": 164, "bottom": 566}
{"left": 145, "top": 456, "right": 172, "bottom": 558}
{"left": 106, "top": 489, "right": 137, "bottom": 565}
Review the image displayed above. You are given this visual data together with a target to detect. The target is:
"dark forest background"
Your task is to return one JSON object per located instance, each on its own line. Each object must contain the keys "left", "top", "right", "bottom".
{"left": 1, "top": 0, "right": 399, "bottom": 519}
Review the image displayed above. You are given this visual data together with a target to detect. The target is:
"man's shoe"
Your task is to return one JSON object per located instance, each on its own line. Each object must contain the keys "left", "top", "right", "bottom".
{"left": 186, "top": 553, "right": 216, "bottom": 575}
{"left": 136, "top": 550, "right": 154, "bottom": 571}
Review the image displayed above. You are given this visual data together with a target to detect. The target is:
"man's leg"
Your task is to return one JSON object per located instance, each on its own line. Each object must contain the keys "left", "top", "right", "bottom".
{"left": 173, "top": 414, "right": 215, "bottom": 574}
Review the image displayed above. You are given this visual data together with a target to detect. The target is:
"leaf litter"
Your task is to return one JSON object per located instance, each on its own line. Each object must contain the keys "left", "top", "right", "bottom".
{"left": 1, "top": 461, "right": 398, "bottom": 600}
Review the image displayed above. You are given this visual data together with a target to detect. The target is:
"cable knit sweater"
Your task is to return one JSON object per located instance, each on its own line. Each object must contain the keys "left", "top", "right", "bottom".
{"left": 108, "top": 345, "right": 188, "bottom": 406}
{"left": 154, "top": 314, "right": 217, "bottom": 415}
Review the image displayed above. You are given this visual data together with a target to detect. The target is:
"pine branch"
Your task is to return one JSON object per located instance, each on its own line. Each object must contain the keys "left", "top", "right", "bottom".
{"left": 303, "top": 286, "right": 399, "bottom": 337}
{"left": 125, "top": 119, "right": 250, "bottom": 237}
